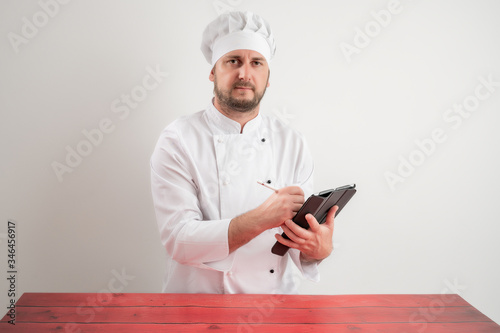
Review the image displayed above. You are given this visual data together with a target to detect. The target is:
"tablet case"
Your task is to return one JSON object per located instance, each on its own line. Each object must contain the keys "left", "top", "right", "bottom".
{"left": 271, "top": 184, "right": 356, "bottom": 256}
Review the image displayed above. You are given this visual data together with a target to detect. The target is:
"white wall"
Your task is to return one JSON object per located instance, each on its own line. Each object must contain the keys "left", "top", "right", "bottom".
{"left": 1, "top": 0, "right": 499, "bottom": 325}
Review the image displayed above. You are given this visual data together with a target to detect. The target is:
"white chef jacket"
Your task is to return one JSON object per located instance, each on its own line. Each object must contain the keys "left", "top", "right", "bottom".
{"left": 150, "top": 101, "right": 319, "bottom": 294}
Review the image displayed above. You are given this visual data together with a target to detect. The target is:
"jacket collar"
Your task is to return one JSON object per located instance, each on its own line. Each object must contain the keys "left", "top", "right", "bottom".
{"left": 206, "top": 100, "right": 262, "bottom": 135}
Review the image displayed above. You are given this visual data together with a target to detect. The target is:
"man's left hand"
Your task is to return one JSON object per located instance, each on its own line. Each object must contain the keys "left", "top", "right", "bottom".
{"left": 275, "top": 205, "right": 338, "bottom": 261}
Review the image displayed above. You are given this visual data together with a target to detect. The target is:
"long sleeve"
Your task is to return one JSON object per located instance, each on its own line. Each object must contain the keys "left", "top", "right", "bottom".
{"left": 150, "top": 124, "right": 234, "bottom": 271}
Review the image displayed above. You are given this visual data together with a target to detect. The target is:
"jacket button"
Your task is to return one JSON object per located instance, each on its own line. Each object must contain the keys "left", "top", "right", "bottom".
{"left": 270, "top": 269, "right": 274, "bottom": 274}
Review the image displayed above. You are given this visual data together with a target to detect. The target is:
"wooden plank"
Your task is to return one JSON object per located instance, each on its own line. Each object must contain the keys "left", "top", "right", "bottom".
{"left": 2, "top": 293, "right": 498, "bottom": 333}
{"left": 5, "top": 304, "right": 491, "bottom": 324}
{"left": 0, "top": 322, "right": 499, "bottom": 333}
{"left": 14, "top": 292, "right": 471, "bottom": 308}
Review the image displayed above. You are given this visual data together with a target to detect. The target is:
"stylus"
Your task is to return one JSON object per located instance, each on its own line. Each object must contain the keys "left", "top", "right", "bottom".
{"left": 256, "top": 181, "right": 278, "bottom": 193}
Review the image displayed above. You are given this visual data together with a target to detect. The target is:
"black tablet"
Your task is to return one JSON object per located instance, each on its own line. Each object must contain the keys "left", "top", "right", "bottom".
{"left": 271, "top": 184, "right": 356, "bottom": 256}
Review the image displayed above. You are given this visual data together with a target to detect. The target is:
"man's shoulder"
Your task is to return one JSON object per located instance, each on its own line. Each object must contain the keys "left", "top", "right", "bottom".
{"left": 155, "top": 109, "right": 208, "bottom": 146}
{"left": 163, "top": 108, "right": 213, "bottom": 136}
{"left": 166, "top": 109, "right": 205, "bottom": 131}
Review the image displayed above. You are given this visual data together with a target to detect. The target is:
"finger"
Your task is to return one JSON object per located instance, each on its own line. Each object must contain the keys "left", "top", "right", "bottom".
{"left": 275, "top": 233, "right": 300, "bottom": 249}
{"left": 324, "top": 205, "right": 338, "bottom": 228}
{"left": 283, "top": 186, "right": 304, "bottom": 196}
{"left": 289, "top": 193, "right": 305, "bottom": 204}
{"left": 280, "top": 224, "right": 304, "bottom": 244}
{"left": 305, "top": 213, "right": 321, "bottom": 232}
{"left": 290, "top": 185, "right": 304, "bottom": 196}
{"left": 292, "top": 202, "right": 303, "bottom": 212}
{"left": 284, "top": 219, "right": 310, "bottom": 241}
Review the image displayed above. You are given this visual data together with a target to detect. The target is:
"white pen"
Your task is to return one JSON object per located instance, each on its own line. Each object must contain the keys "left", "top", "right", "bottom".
{"left": 257, "top": 180, "right": 278, "bottom": 193}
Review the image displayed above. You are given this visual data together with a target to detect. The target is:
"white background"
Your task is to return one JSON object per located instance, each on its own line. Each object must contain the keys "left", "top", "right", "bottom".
{"left": 1, "top": 0, "right": 499, "bottom": 326}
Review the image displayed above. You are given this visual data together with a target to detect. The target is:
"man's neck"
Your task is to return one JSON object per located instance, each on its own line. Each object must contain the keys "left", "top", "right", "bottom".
{"left": 213, "top": 98, "right": 259, "bottom": 133}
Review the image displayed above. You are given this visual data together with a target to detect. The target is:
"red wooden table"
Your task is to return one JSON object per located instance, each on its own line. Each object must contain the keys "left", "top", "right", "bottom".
{"left": 1, "top": 293, "right": 499, "bottom": 332}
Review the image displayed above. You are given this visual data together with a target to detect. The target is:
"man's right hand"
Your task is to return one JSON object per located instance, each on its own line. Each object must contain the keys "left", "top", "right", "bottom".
{"left": 255, "top": 186, "right": 305, "bottom": 230}
{"left": 228, "top": 185, "right": 305, "bottom": 253}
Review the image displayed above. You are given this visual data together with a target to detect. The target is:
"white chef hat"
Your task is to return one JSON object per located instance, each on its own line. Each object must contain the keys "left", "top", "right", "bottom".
{"left": 201, "top": 11, "right": 276, "bottom": 67}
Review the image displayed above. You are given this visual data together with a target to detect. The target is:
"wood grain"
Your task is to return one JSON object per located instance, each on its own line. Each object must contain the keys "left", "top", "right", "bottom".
{"left": 1, "top": 293, "right": 498, "bottom": 332}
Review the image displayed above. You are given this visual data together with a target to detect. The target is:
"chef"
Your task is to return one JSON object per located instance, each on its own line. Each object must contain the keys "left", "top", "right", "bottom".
{"left": 150, "top": 11, "right": 337, "bottom": 294}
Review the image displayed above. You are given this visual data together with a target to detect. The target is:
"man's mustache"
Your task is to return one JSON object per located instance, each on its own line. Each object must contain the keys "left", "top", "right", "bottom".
{"left": 232, "top": 82, "right": 255, "bottom": 90}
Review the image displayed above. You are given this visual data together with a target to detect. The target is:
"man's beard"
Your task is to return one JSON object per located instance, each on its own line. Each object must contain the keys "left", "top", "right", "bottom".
{"left": 214, "top": 77, "right": 268, "bottom": 113}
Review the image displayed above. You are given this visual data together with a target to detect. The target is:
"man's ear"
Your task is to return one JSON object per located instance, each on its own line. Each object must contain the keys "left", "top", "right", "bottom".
{"left": 209, "top": 66, "right": 215, "bottom": 82}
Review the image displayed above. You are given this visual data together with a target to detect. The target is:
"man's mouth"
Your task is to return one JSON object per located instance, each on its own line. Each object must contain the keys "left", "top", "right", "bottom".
{"left": 233, "top": 83, "right": 254, "bottom": 91}
{"left": 234, "top": 87, "right": 254, "bottom": 93}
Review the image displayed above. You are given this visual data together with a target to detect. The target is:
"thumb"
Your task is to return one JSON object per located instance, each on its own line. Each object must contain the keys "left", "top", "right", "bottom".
{"left": 325, "top": 205, "right": 338, "bottom": 228}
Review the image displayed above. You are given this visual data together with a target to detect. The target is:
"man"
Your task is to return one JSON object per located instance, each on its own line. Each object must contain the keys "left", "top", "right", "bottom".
{"left": 150, "top": 11, "right": 337, "bottom": 294}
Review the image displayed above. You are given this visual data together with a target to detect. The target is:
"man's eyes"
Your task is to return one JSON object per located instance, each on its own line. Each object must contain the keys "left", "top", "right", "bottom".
{"left": 226, "top": 59, "right": 263, "bottom": 66}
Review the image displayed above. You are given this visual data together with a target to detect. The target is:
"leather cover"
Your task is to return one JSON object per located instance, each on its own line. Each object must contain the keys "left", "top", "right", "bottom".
{"left": 271, "top": 184, "right": 356, "bottom": 256}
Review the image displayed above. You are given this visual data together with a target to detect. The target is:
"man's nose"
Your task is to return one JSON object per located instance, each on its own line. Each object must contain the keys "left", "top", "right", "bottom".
{"left": 238, "top": 62, "right": 251, "bottom": 81}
